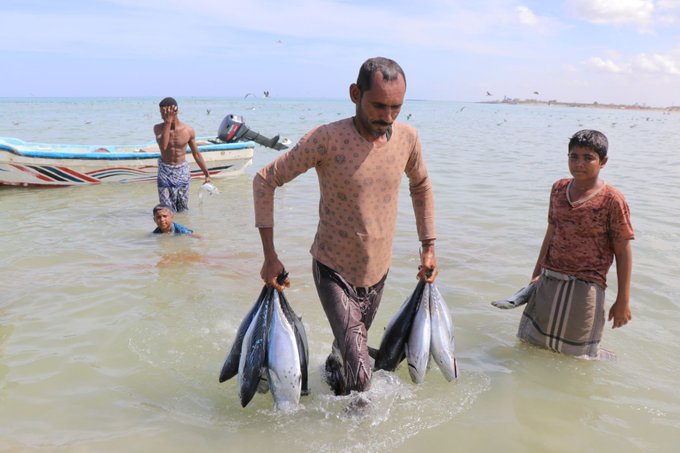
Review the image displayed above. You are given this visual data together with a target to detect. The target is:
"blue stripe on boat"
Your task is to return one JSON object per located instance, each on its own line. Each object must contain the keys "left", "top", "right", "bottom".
{"left": 0, "top": 140, "right": 256, "bottom": 160}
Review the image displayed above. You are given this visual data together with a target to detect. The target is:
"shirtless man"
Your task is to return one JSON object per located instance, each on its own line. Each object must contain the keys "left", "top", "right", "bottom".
{"left": 153, "top": 97, "right": 211, "bottom": 212}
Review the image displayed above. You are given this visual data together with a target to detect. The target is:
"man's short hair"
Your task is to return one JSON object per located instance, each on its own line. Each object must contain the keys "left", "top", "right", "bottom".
{"left": 356, "top": 57, "right": 406, "bottom": 94}
{"left": 159, "top": 97, "right": 178, "bottom": 108}
{"left": 153, "top": 204, "right": 175, "bottom": 216}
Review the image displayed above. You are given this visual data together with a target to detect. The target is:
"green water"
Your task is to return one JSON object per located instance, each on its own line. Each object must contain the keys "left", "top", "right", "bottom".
{"left": 1, "top": 97, "right": 679, "bottom": 452}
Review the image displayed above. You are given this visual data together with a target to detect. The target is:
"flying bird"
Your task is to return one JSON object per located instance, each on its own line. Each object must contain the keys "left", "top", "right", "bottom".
{"left": 486, "top": 91, "right": 492, "bottom": 96}
{"left": 244, "top": 93, "right": 255, "bottom": 99}
{"left": 533, "top": 91, "right": 539, "bottom": 95}
{"left": 263, "top": 90, "right": 270, "bottom": 98}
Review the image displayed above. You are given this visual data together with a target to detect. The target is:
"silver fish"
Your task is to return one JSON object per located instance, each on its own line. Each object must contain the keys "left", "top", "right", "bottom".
{"left": 219, "top": 286, "right": 268, "bottom": 383}
{"left": 429, "top": 283, "right": 458, "bottom": 381}
{"left": 237, "top": 302, "right": 260, "bottom": 392}
{"left": 238, "top": 290, "right": 271, "bottom": 407}
{"left": 406, "top": 282, "right": 431, "bottom": 384}
{"left": 267, "top": 290, "right": 301, "bottom": 411}
{"left": 279, "top": 290, "right": 309, "bottom": 396}
{"left": 375, "top": 279, "right": 426, "bottom": 371}
{"left": 491, "top": 282, "right": 537, "bottom": 309}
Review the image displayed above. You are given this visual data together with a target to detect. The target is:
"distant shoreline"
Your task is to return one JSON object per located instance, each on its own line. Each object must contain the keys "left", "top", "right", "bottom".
{"left": 480, "top": 98, "right": 680, "bottom": 112}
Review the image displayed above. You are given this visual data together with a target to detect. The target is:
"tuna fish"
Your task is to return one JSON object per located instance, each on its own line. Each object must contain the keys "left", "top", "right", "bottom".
{"left": 429, "top": 283, "right": 458, "bottom": 381}
{"left": 491, "top": 282, "right": 537, "bottom": 309}
{"left": 222, "top": 274, "right": 309, "bottom": 409}
{"left": 375, "top": 279, "right": 426, "bottom": 371}
{"left": 279, "top": 290, "right": 310, "bottom": 396}
{"left": 219, "top": 285, "right": 269, "bottom": 383}
{"left": 375, "top": 280, "right": 459, "bottom": 383}
{"left": 238, "top": 287, "right": 272, "bottom": 407}
{"left": 405, "top": 282, "right": 431, "bottom": 384}
{"left": 267, "top": 290, "right": 302, "bottom": 410}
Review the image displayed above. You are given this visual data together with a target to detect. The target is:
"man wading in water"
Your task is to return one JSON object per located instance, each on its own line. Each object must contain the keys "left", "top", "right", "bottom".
{"left": 153, "top": 97, "right": 211, "bottom": 212}
{"left": 252, "top": 57, "right": 438, "bottom": 407}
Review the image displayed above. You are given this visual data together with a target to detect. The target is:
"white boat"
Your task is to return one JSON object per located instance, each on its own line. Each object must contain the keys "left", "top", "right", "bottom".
{"left": 0, "top": 114, "right": 288, "bottom": 187}
{"left": 0, "top": 137, "right": 254, "bottom": 187}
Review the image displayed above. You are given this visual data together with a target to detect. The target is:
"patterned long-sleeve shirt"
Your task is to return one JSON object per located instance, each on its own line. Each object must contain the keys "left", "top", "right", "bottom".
{"left": 253, "top": 118, "right": 436, "bottom": 287}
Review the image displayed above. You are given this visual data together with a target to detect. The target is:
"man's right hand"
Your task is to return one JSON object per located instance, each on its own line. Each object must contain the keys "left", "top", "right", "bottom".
{"left": 260, "top": 256, "right": 290, "bottom": 292}
{"left": 161, "top": 105, "right": 177, "bottom": 123}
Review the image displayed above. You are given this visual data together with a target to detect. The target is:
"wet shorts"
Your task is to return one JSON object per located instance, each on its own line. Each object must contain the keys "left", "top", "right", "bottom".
{"left": 313, "top": 259, "right": 387, "bottom": 394}
{"left": 157, "top": 159, "right": 190, "bottom": 212}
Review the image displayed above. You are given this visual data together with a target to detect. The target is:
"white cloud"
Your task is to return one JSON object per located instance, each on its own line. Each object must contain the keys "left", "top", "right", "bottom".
{"left": 587, "top": 56, "right": 632, "bottom": 73}
{"left": 658, "top": 14, "right": 678, "bottom": 25}
{"left": 567, "top": 0, "right": 655, "bottom": 31}
{"left": 516, "top": 5, "right": 540, "bottom": 26}
{"left": 587, "top": 51, "right": 680, "bottom": 76}
{"left": 633, "top": 53, "right": 680, "bottom": 74}
{"left": 658, "top": 0, "right": 680, "bottom": 9}
{"left": 657, "top": 0, "right": 680, "bottom": 25}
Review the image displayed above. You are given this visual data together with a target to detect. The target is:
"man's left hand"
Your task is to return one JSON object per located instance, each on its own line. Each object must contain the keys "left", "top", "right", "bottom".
{"left": 418, "top": 244, "right": 438, "bottom": 283}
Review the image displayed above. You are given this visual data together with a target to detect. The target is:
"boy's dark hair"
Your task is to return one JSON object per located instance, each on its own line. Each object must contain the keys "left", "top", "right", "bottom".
{"left": 356, "top": 57, "right": 406, "bottom": 94}
{"left": 568, "top": 129, "right": 608, "bottom": 160}
{"left": 153, "top": 204, "right": 174, "bottom": 216}
{"left": 159, "top": 97, "right": 178, "bottom": 108}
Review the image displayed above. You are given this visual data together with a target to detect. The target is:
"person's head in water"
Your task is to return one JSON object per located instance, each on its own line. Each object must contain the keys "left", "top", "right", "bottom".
{"left": 153, "top": 204, "right": 175, "bottom": 233}
{"left": 350, "top": 57, "right": 406, "bottom": 139}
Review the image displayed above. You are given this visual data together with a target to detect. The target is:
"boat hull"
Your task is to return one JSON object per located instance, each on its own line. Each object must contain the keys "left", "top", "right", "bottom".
{"left": 0, "top": 138, "right": 255, "bottom": 187}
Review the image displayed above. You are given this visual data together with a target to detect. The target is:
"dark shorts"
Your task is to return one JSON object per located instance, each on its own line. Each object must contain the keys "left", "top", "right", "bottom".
{"left": 312, "top": 259, "right": 387, "bottom": 394}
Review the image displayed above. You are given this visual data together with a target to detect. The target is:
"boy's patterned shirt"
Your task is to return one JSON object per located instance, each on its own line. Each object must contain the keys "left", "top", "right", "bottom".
{"left": 543, "top": 178, "right": 634, "bottom": 288}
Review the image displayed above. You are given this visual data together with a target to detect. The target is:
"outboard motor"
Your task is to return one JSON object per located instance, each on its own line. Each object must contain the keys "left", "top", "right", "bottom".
{"left": 218, "top": 114, "right": 289, "bottom": 151}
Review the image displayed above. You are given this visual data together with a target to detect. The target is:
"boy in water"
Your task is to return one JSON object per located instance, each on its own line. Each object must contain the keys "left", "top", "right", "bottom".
{"left": 517, "top": 129, "right": 634, "bottom": 360}
{"left": 152, "top": 204, "right": 195, "bottom": 236}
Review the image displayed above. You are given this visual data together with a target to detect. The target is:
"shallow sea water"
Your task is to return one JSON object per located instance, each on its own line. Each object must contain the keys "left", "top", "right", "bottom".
{"left": 1, "top": 97, "right": 679, "bottom": 452}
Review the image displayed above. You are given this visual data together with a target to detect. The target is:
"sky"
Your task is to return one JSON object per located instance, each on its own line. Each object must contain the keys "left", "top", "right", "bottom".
{"left": 2, "top": 0, "right": 680, "bottom": 106}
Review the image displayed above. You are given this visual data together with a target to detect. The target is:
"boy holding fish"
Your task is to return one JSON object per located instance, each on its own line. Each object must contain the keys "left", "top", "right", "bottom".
{"left": 253, "top": 57, "right": 438, "bottom": 396}
{"left": 515, "top": 129, "right": 634, "bottom": 360}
